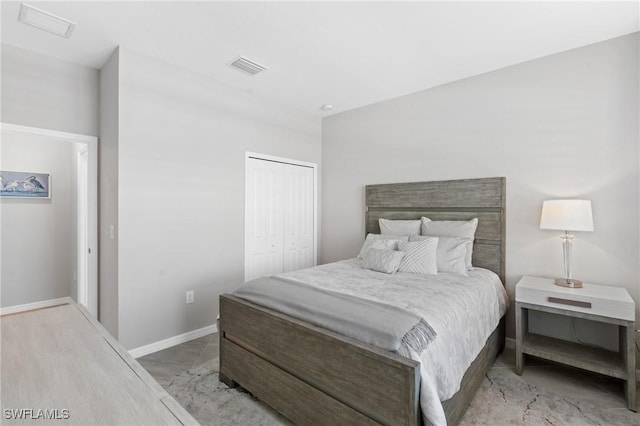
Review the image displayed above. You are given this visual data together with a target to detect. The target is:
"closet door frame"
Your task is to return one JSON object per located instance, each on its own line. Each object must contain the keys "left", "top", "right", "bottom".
{"left": 244, "top": 152, "right": 318, "bottom": 282}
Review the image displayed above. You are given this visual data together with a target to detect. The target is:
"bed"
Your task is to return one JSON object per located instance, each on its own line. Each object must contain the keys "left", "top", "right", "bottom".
{"left": 219, "top": 177, "right": 506, "bottom": 425}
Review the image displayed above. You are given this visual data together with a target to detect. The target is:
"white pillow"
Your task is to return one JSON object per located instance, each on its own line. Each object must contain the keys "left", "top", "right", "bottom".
{"left": 360, "top": 238, "right": 394, "bottom": 258}
{"left": 421, "top": 217, "right": 478, "bottom": 269}
{"left": 397, "top": 238, "right": 438, "bottom": 275}
{"left": 361, "top": 249, "right": 406, "bottom": 274}
{"left": 410, "top": 235, "right": 468, "bottom": 276}
{"left": 379, "top": 218, "right": 421, "bottom": 236}
{"left": 357, "top": 233, "right": 409, "bottom": 259}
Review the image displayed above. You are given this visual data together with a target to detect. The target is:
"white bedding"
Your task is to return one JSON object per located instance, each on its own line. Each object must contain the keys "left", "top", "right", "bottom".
{"left": 279, "top": 259, "right": 509, "bottom": 426}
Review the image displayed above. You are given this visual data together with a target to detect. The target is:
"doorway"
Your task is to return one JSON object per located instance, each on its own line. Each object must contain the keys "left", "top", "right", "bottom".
{"left": 0, "top": 123, "right": 98, "bottom": 316}
{"left": 244, "top": 152, "right": 317, "bottom": 282}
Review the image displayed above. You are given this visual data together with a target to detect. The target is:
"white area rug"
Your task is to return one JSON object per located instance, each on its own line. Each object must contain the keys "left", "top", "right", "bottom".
{"left": 461, "top": 367, "right": 638, "bottom": 425}
{"left": 164, "top": 358, "right": 289, "bottom": 426}
{"left": 164, "top": 358, "right": 639, "bottom": 426}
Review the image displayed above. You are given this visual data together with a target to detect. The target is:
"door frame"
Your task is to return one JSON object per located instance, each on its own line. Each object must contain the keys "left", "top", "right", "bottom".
{"left": 0, "top": 122, "right": 98, "bottom": 317}
{"left": 244, "top": 152, "right": 318, "bottom": 282}
{"left": 75, "top": 143, "right": 89, "bottom": 309}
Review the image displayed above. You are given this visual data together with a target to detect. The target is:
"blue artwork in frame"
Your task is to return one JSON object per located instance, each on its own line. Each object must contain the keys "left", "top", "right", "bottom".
{"left": 0, "top": 171, "right": 50, "bottom": 198}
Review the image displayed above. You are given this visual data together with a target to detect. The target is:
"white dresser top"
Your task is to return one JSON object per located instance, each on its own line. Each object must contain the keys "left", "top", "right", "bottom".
{"left": 1, "top": 303, "right": 198, "bottom": 425}
{"left": 516, "top": 275, "right": 635, "bottom": 321}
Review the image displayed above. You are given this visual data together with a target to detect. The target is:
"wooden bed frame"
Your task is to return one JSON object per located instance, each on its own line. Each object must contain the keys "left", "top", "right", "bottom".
{"left": 220, "top": 177, "right": 506, "bottom": 425}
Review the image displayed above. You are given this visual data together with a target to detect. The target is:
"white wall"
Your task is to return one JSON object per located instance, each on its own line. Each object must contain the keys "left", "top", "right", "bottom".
{"left": 1, "top": 133, "right": 75, "bottom": 307}
{"left": 111, "top": 47, "right": 321, "bottom": 349}
{"left": 1, "top": 43, "right": 99, "bottom": 136}
{"left": 321, "top": 33, "right": 639, "bottom": 346}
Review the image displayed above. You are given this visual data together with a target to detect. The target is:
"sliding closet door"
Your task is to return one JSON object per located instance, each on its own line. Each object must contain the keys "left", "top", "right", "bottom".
{"left": 245, "top": 155, "right": 315, "bottom": 282}
{"left": 282, "top": 164, "right": 314, "bottom": 273}
{"left": 245, "top": 158, "right": 285, "bottom": 281}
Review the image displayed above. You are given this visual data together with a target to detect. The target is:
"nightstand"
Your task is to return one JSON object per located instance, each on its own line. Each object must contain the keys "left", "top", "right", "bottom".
{"left": 515, "top": 275, "right": 636, "bottom": 411}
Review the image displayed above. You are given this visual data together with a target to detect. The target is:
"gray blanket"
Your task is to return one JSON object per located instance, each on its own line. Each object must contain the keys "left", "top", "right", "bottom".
{"left": 233, "top": 276, "right": 436, "bottom": 356}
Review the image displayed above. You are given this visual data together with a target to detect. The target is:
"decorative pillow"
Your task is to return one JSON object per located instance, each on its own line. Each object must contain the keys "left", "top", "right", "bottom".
{"left": 379, "top": 218, "right": 421, "bottom": 237}
{"left": 357, "top": 233, "right": 409, "bottom": 259}
{"left": 359, "top": 238, "right": 393, "bottom": 259}
{"left": 397, "top": 238, "right": 438, "bottom": 275}
{"left": 410, "top": 235, "right": 468, "bottom": 276}
{"left": 361, "top": 249, "right": 406, "bottom": 274}
{"left": 421, "top": 217, "right": 478, "bottom": 269}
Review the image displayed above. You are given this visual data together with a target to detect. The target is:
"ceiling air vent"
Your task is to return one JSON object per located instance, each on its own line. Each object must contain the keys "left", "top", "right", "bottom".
{"left": 227, "top": 56, "right": 268, "bottom": 76}
{"left": 18, "top": 3, "right": 76, "bottom": 38}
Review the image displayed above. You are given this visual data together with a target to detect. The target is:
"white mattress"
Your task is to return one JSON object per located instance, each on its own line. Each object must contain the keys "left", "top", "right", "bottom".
{"left": 279, "top": 259, "right": 509, "bottom": 426}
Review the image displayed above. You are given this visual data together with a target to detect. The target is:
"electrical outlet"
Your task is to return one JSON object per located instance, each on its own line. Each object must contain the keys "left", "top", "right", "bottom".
{"left": 186, "top": 290, "right": 194, "bottom": 304}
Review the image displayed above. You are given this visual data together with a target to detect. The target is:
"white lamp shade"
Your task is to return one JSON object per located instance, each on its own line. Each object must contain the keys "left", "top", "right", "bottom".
{"left": 540, "top": 199, "right": 594, "bottom": 231}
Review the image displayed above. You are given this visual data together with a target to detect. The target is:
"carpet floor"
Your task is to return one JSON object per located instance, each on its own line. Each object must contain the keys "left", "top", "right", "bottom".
{"left": 159, "top": 356, "right": 639, "bottom": 426}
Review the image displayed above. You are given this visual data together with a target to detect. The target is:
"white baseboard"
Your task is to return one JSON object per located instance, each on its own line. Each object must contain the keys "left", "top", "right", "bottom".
{"left": 129, "top": 323, "right": 218, "bottom": 359}
{"left": 0, "top": 297, "right": 72, "bottom": 316}
{"left": 505, "top": 337, "right": 515, "bottom": 349}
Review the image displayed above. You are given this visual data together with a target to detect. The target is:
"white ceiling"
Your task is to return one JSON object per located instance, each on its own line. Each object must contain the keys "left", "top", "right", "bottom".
{"left": 2, "top": 1, "right": 638, "bottom": 118}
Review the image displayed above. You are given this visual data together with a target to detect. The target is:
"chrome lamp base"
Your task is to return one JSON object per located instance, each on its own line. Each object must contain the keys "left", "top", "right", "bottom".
{"left": 555, "top": 231, "right": 583, "bottom": 288}
{"left": 554, "top": 278, "right": 583, "bottom": 288}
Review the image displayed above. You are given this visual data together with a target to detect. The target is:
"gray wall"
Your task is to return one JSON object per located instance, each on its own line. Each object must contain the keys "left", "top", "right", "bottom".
{"left": 1, "top": 43, "right": 99, "bottom": 136}
{"left": 99, "top": 49, "right": 120, "bottom": 338}
{"left": 111, "top": 47, "right": 321, "bottom": 349}
{"left": 322, "top": 33, "right": 639, "bottom": 346}
{"left": 1, "top": 45, "right": 100, "bottom": 310}
{"left": 1, "top": 133, "right": 75, "bottom": 307}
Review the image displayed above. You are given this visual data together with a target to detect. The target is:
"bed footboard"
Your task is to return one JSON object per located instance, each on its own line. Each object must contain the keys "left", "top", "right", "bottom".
{"left": 219, "top": 294, "right": 421, "bottom": 426}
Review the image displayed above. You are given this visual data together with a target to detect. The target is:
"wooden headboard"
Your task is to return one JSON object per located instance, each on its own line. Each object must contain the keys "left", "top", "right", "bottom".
{"left": 365, "top": 177, "right": 506, "bottom": 284}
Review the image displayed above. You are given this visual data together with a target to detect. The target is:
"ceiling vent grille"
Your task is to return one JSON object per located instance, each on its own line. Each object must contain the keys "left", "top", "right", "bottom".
{"left": 18, "top": 3, "right": 76, "bottom": 38}
{"left": 228, "top": 56, "right": 268, "bottom": 76}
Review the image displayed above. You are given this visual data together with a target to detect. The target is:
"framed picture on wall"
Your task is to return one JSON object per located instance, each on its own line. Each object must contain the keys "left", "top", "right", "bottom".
{"left": 0, "top": 171, "right": 51, "bottom": 199}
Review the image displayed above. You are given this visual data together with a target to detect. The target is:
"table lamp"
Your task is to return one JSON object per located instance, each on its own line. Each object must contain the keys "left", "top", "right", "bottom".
{"left": 539, "top": 199, "right": 594, "bottom": 288}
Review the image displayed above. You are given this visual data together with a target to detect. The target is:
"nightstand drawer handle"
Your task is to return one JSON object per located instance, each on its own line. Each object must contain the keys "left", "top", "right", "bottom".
{"left": 548, "top": 297, "right": 591, "bottom": 308}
